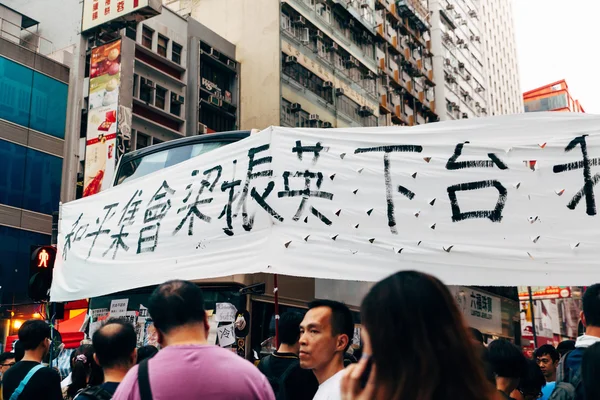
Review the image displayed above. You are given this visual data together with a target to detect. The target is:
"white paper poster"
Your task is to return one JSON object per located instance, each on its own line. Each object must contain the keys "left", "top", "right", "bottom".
{"left": 215, "top": 303, "right": 237, "bottom": 323}
{"left": 110, "top": 299, "right": 129, "bottom": 317}
{"left": 217, "top": 323, "right": 236, "bottom": 347}
{"left": 51, "top": 113, "right": 600, "bottom": 301}
{"left": 91, "top": 308, "right": 109, "bottom": 319}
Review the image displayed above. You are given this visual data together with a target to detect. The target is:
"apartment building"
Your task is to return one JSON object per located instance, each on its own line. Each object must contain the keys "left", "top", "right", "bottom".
{"left": 524, "top": 80, "right": 585, "bottom": 113}
{"left": 166, "top": 0, "right": 437, "bottom": 129}
{"left": 430, "top": 0, "right": 488, "bottom": 120}
{"left": 481, "top": 0, "right": 522, "bottom": 115}
{"left": 0, "top": 5, "right": 69, "bottom": 305}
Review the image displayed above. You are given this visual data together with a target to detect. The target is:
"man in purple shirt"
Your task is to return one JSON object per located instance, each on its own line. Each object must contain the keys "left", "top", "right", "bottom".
{"left": 112, "top": 280, "right": 274, "bottom": 400}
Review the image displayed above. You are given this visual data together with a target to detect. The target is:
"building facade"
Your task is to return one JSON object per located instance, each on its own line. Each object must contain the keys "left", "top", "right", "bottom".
{"left": 429, "top": 0, "right": 488, "bottom": 120}
{"left": 481, "top": 0, "right": 523, "bottom": 115}
{"left": 523, "top": 80, "right": 585, "bottom": 113}
{"left": 166, "top": 0, "right": 437, "bottom": 129}
{"left": 0, "top": 5, "right": 69, "bottom": 306}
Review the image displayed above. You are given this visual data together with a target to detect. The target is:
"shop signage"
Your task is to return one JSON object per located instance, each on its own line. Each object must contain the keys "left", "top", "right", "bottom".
{"left": 201, "top": 78, "right": 232, "bottom": 104}
{"left": 52, "top": 114, "right": 600, "bottom": 301}
{"left": 518, "top": 286, "right": 571, "bottom": 300}
{"left": 451, "top": 287, "right": 502, "bottom": 335}
{"left": 82, "top": 0, "right": 161, "bottom": 33}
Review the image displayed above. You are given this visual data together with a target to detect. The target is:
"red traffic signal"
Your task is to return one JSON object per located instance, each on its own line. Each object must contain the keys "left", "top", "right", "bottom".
{"left": 29, "top": 246, "right": 57, "bottom": 302}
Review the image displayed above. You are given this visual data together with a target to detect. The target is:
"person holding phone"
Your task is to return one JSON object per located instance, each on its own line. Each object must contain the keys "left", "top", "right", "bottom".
{"left": 341, "top": 271, "right": 495, "bottom": 400}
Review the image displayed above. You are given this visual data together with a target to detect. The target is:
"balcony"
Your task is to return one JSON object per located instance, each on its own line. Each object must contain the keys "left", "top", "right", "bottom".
{"left": 388, "top": 3, "right": 401, "bottom": 23}
{"left": 397, "top": 0, "right": 429, "bottom": 31}
{"left": 380, "top": 93, "right": 392, "bottom": 114}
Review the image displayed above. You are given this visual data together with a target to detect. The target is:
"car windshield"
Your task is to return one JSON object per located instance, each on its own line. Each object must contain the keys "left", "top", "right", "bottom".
{"left": 115, "top": 141, "right": 228, "bottom": 186}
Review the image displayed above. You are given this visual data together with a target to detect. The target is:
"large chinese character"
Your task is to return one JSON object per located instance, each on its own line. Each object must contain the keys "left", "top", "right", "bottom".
{"left": 103, "top": 225, "right": 130, "bottom": 259}
{"left": 446, "top": 142, "right": 508, "bottom": 223}
{"left": 487, "top": 296, "right": 493, "bottom": 313}
{"left": 553, "top": 135, "right": 600, "bottom": 216}
{"left": 174, "top": 167, "right": 221, "bottom": 236}
{"left": 354, "top": 145, "right": 423, "bottom": 234}
{"left": 278, "top": 170, "right": 334, "bottom": 225}
{"left": 119, "top": 189, "right": 143, "bottom": 226}
{"left": 63, "top": 213, "right": 88, "bottom": 260}
{"left": 85, "top": 203, "right": 119, "bottom": 258}
{"left": 138, "top": 181, "right": 176, "bottom": 254}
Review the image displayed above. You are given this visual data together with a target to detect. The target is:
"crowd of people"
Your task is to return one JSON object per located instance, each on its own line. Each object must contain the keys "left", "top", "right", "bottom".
{"left": 1, "top": 273, "right": 600, "bottom": 399}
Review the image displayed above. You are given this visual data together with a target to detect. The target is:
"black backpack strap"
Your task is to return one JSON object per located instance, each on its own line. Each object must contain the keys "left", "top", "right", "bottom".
{"left": 138, "top": 359, "right": 153, "bottom": 400}
{"left": 76, "top": 386, "right": 113, "bottom": 400}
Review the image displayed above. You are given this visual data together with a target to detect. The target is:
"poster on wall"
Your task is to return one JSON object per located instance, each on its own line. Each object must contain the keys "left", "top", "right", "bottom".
{"left": 83, "top": 40, "right": 121, "bottom": 197}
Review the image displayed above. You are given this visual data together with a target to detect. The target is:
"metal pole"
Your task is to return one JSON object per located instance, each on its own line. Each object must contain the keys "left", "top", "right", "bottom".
{"left": 527, "top": 286, "right": 538, "bottom": 349}
{"left": 274, "top": 274, "right": 280, "bottom": 349}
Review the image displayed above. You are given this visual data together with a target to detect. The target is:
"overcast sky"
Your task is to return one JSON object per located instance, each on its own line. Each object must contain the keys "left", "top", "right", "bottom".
{"left": 513, "top": 0, "right": 599, "bottom": 114}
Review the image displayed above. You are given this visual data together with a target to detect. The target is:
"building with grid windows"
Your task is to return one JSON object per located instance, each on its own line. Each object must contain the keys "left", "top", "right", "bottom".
{"left": 165, "top": 0, "right": 438, "bottom": 129}
{"left": 524, "top": 80, "right": 585, "bottom": 113}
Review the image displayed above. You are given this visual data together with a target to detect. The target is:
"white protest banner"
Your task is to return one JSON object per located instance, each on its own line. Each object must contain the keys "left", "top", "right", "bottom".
{"left": 215, "top": 303, "right": 237, "bottom": 323}
{"left": 217, "top": 323, "right": 236, "bottom": 347}
{"left": 51, "top": 113, "right": 600, "bottom": 301}
{"left": 110, "top": 299, "right": 128, "bottom": 317}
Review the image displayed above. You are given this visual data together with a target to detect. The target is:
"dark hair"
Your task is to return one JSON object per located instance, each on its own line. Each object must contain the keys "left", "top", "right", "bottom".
{"left": 557, "top": 340, "right": 576, "bottom": 357}
{"left": 308, "top": 299, "right": 354, "bottom": 352}
{"left": 470, "top": 328, "right": 484, "bottom": 344}
{"left": 13, "top": 341, "right": 24, "bottom": 362}
{"left": 18, "top": 320, "right": 50, "bottom": 350}
{"left": 279, "top": 312, "right": 304, "bottom": 346}
{"left": 67, "top": 344, "right": 103, "bottom": 399}
{"left": 477, "top": 345, "right": 496, "bottom": 386}
{"left": 148, "top": 280, "right": 206, "bottom": 334}
{"left": 582, "top": 342, "right": 600, "bottom": 399}
{"left": 534, "top": 344, "right": 559, "bottom": 362}
{"left": 583, "top": 284, "right": 600, "bottom": 327}
{"left": 361, "top": 271, "right": 494, "bottom": 400}
{"left": 92, "top": 319, "right": 137, "bottom": 369}
{"left": 488, "top": 339, "right": 527, "bottom": 379}
{"left": 137, "top": 345, "right": 158, "bottom": 364}
{"left": 517, "top": 359, "right": 546, "bottom": 394}
{"left": 0, "top": 352, "right": 15, "bottom": 364}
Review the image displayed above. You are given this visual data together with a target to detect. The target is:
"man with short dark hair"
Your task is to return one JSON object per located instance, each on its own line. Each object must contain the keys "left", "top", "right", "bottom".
{"left": 488, "top": 339, "right": 527, "bottom": 400}
{"left": 551, "top": 284, "right": 600, "bottom": 400}
{"left": 299, "top": 299, "right": 354, "bottom": 400}
{"left": 77, "top": 319, "right": 138, "bottom": 399}
{"left": 556, "top": 340, "right": 575, "bottom": 358}
{"left": 258, "top": 312, "right": 318, "bottom": 399}
{"left": 1, "top": 320, "right": 62, "bottom": 400}
{"left": 534, "top": 345, "right": 559, "bottom": 400}
{"left": 113, "top": 280, "right": 274, "bottom": 400}
{"left": 0, "top": 352, "right": 15, "bottom": 377}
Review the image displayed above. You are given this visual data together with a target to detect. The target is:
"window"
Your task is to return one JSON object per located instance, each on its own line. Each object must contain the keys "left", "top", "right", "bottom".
{"left": 170, "top": 93, "right": 183, "bottom": 117}
{"left": 140, "top": 77, "right": 154, "bottom": 104}
{"left": 133, "top": 74, "right": 139, "bottom": 98}
{"left": 22, "top": 147, "right": 62, "bottom": 215}
{"left": 157, "top": 35, "right": 168, "bottom": 57}
{"left": 153, "top": 138, "right": 163, "bottom": 145}
{"left": 0, "top": 139, "right": 26, "bottom": 209}
{"left": 125, "top": 24, "right": 137, "bottom": 41}
{"left": 0, "top": 56, "right": 32, "bottom": 128}
{"left": 172, "top": 42, "right": 182, "bottom": 64}
{"left": 30, "top": 72, "right": 68, "bottom": 139}
{"left": 142, "top": 26, "right": 153, "bottom": 49}
{"left": 155, "top": 86, "right": 167, "bottom": 110}
{"left": 136, "top": 132, "right": 150, "bottom": 149}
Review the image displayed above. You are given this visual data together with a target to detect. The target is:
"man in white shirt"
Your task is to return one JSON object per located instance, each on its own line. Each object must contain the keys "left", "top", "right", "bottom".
{"left": 299, "top": 300, "right": 354, "bottom": 400}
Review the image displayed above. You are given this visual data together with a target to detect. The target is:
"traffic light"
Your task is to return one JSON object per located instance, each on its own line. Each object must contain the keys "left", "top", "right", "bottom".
{"left": 29, "top": 245, "right": 57, "bottom": 302}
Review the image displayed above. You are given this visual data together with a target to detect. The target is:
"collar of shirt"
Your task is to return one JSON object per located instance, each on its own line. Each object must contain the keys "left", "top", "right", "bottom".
{"left": 575, "top": 334, "right": 600, "bottom": 348}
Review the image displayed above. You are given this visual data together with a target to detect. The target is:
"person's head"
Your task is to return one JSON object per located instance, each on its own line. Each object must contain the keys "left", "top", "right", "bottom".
{"left": 136, "top": 345, "right": 158, "bottom": 364}
{"left": 534, "top": 344, "right": 559, "bottom": 381}
{"left": 299, "top": 300, "right": 354, "bottom": 374}
{"left": 488, "top": 339, "right": 527, "bottom": 393}
{"left": 582, "top": 342, "right": 600, "bottom": 400}
{"left": 360, "top": 271, "right": 494, "bottom": 400}
{"left": 582, "top": 284, "right": 600, "bottom": 330}
{"left": 470, "top": 328, "right": 484, "bottom": 345}
{"left": 67, "top": 344, "right": 103, "bottom": 399}
{"left": 0, "top": 352, "right": 15, "bottom": 375}
{"left": 278, "top": 312, "right": 304, "bottom": 354}
{"left": 13, "top": 340, "right": 24, "bottom": 362}
{"left": 92, "top": 319, "right": 137, "bottom": 372}
{"left": 557, "top": 340, "right": 575, "bottom": 357}
{"left": 148, "top": 280, "right": 208, "bottom": 346}
{"left": 18, "top": 320, "right": 51, "bottom": 358}
{"left": 511, "top": 359, "right": 546, "bottom": 400}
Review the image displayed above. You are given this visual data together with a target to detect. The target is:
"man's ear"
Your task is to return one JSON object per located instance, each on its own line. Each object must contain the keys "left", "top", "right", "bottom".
{"left": 336, "top": 334, "right": 349, "bottom": 353}
{"left": 156, "top": 329, "right": 165, "bottom": 347}
{"left": 131, "top": 348, "right": 137, "bottom": 364}
{"left": 581, "top": 311, "right": 587, "bottom": 327}
{"left": 93, "top": 353, "right": 100, "bottom": 366}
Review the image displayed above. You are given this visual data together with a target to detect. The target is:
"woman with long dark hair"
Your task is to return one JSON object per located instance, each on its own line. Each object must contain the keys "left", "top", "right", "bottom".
{"left": 64, "top": 344, "right": 103, "bottom": 399}
{"left": 341, "top": 270, "right": 496, "bottom": 400}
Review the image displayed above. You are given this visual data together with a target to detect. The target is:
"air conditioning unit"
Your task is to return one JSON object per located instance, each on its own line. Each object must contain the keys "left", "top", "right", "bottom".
{"left": 227, "top": 59, "right": 236, "bottom": 68}
{"left": 285, "top": 55, "right": 298, "bottom": 64}
{"left": 335, "top": 88, "right": 345, "bottom": 96}
{"left": 171, "top": 93, "right": 185, "bottom": 104}
{"left": 309, "top": 113, "right": 320, "bottom": 121}
{"left": 458, "top": 62, "right": 465, "bottom": 69}
{"left": 475, "top": 102, "right": 480, "bottom": 108}
{"left": 359, "top": 106, "right": 373, "bottom": 115}
{"left": 198, "top": 122, "right": 208, "bottom": 134}
{"left": 329, "top": 42, "right": 339, "bottom": 52}
{"left": 474, "top": 36, "right": 481, "bottom": 42}
{"left": 465, "top": 75, "right": 472, "bottom": 81}
{"left": 446, "top": 4, "right": 454, "bottom": 10}
{"left": 481, "top": 107, "right": 487, "bottom": 114}
{"left": 211, "top": 48, "right": 222, "bottom": 60}
{"left": 457, "top": 38, "right": 464, "bottom": 45}
{"left": 475, "top": 86, "right": 484, "bottom": 93}
{"left": 462, "top": 43, "right": 469, "bottom": 49}
{"left": 294, "top": 16, "right": 306, "bottom": 25}
{"left": 208, "top": 95, "right": 222, "bottom": 107}
{"left": 313, "top": 30, "right": 324, "bottom": 39}
{"left": 323, "top": 81, "right": 334, "bottom": 88}
{"left": 290, "top": 103, "right": 302, "bottom": 112}
{"left": 462, "top": 113, "right": 468, "bottom": 119}
{"left": 323, "top": 122, "right": 333, "bottom": 128}
{"left": 461, "top": 20, "right": 468, "bottom": 25}
{"left": 348, "top": 19, "right": 355, "bottom": 27}
{"left": 359, "top": 0, "right": 369, "bottom": 8}
{"left": 468, "top": 10, "right": 477, "bottom": 18}
{"left": 445, "top": 58, "right": 451, "bottom": 66}
{"left": 364, "top": 71, "right": 375, "bottom": 79}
